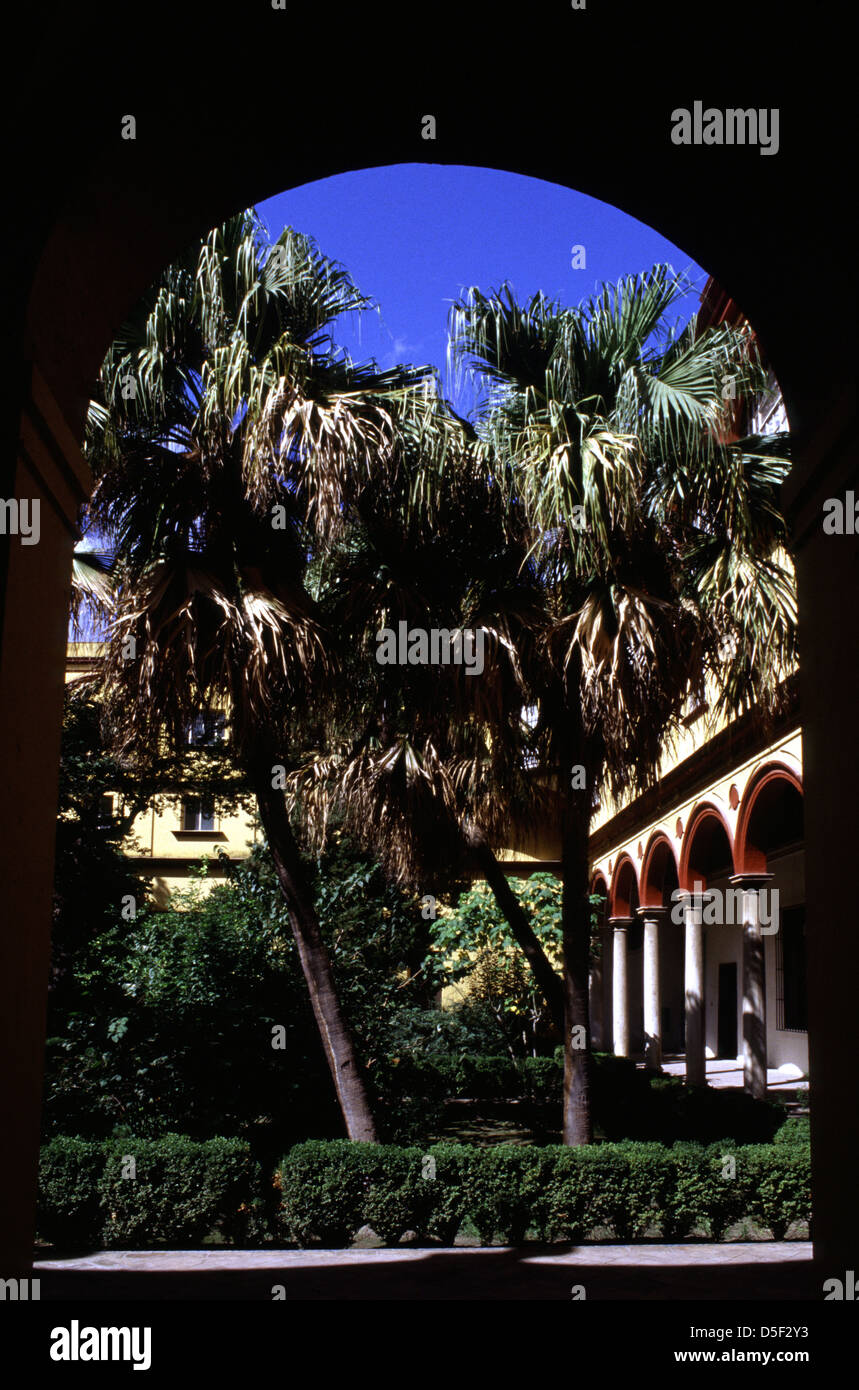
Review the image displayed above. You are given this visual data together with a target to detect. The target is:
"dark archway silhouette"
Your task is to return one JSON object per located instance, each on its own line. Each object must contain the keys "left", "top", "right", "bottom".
{"left": 2, "top": 18, "right": 855, "bottom": 1278}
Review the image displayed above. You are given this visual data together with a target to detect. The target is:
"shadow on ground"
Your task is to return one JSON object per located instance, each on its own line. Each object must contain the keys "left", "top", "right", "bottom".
{"left": 34, "top": 1245, "right": 818, "bottom": 1300}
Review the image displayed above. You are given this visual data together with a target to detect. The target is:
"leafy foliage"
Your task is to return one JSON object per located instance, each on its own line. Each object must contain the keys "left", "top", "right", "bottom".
{"left": 429, "top": 875, "right": 604, "bottom": 1048}
{"left": 38, "top": 1135, "right": 263, "bottom": 1248}
{"left": 43, "top": 833, "right": 438, "bottom": 1154}
{"left": 274, "top": 1138, "right": 810, "bottom": 1246}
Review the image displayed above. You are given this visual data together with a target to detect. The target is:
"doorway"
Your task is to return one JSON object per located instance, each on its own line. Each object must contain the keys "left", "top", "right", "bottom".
{"left": 718, "top": 962, "right": 738, "bottom": 1058}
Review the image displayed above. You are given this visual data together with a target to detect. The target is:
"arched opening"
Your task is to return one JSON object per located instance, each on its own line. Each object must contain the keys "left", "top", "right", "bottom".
{"left": 681, "top": 804, "right": 739, "bottom": 1069}
{"left": 589, "top": 870, "right": 611, "bottom": 1051}
{"left": 3, "top": 111, "right": 854, "bottom": 1280}
{"left": 738, "top": 766, "right": 807, "bottom": 1070}
{"left": 737, "top": 765, "right": 804, "bottom": 874}
{"left": 641, "top": 833, "right": 683, "bottom": 1057}
{"left": 680, "top": 803, "right": 735, "bottom": 891}
{"left": 609, "top": 855, "right": 642, "bottom": 1056}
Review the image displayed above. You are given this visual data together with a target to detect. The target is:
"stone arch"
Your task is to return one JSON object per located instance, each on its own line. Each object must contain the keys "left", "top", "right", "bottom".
{"left": 591, "top": 869, "right": 609, "bottom": 898}
{"left": 678, "top": 801, "right": 735, "bottom": 891}
{"left": 590, "top": 869, "right": 609, "bottom": 924}
{"left": 640, "top": 831, "right": 679, "bottom": 908}
{"left": 609, "top": 853, "right": 640, "bottom": 918}
{"left": 735, "top": 762, "right": 804, "bottom": 875}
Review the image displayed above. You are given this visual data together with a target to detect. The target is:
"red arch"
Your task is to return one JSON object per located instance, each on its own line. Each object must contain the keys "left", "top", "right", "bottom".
{"left": 678, "top": 801, "right": 735, "bottom": 891}
{"left": 609, "top": 852, "right": 639, "bottom": 917}
{"left": 735, "top": 762, "right": 803, "bottom": 874}
{"left": 591, "top": 869, "right": 609, "bottom": 897}
{"left": 640, "top": 830, "right": 679, "bottom": 908}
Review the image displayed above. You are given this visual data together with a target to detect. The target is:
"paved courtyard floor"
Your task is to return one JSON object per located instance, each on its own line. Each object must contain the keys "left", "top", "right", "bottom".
{"left": 34, "top": 1242, "right": 815, "bottom": 1300}
{"left": 658, "top": 1057, "right": 807, "bottom": 1092}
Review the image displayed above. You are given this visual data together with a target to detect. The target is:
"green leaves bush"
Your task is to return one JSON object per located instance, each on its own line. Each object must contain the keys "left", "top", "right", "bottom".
{"left": 275, "top": 1138, "right": 810, "bottom": 1246}
{"left": 38, "top": 1132, "right": 810, "bottom": 1249}
{"left": 37, "top": 1137, "right": 105, "bottom": 1247}
{"left": 38, "top": 1135, "right": 264, "bottom": 1248}
{"left": 374, "top": 1050, "right": 786, "bottom": 1145}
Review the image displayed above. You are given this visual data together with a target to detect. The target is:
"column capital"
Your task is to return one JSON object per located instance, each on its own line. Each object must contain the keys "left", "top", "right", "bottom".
{"left": 729, "top": 872, "right": 774, "bottom": 891}
{"left": 636, "top": 904, "right": 668, "bottom": 922}
{"left": 673, "top": 887, "right": 719, "bottom": 908}
{"left": 608, "top": 915, "right": 635, "bottom": 929}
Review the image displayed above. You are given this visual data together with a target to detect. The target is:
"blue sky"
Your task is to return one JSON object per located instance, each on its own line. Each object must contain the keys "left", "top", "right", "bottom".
{"left": 72, "top": 166, "right": 708, "bottom": 640}
{"left": 257, "top": 163, "right": 708, "bottom": 418}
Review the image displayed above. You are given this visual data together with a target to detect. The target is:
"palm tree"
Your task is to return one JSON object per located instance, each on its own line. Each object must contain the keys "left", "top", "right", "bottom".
{"left": 69, "top": 541, "right": 114, "bottom": 638}
{"left": 285, "top": 411, "right": 569, "bottom": 1032}
{"left": 448, "top": 265, "right": 796, "bottom": 1142}
{"left": 84, "top": 210, "right": 434, "bottom": 1141}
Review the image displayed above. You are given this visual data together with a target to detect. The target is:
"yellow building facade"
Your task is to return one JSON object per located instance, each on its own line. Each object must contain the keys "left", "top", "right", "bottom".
{"left": 65, "top": 643, "right": 259, "bottom": 906}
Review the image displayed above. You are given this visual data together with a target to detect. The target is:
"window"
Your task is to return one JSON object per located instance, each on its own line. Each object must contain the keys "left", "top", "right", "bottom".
{"left": 182, "top": 798, "right": 215, "bottom": 832}
{"left": 776, "top": 904, "right": 807, "bottom": 1031}
{"left": 185, "top": 711, "right": 226, "bottom": 747}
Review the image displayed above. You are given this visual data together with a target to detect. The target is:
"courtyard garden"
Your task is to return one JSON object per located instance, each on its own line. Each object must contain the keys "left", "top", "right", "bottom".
{"left": 42, "top": 202, "right": 806, "bottom": 1253}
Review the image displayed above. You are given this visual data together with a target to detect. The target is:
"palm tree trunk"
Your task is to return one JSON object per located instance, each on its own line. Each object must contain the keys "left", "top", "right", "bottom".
{"left": 560, "top": 789, "right": 594, "bottom": 1145}
{"left": 251, "top": 771, "right": 377, "bottom": 1142}
{"left": 463, "top": 823, "right": 566, "bottom": 1034}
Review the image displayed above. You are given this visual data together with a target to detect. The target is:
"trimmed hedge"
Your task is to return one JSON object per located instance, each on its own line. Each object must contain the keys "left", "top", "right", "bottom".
{"left": 773, "top": 1114, "right": 810, "bottom": 1146}
{"left": 37, "top": 1137, "right": 105, "bottom": 1247}
{"left": 38, "top": 1134, "right": 265, "bottom": 1248}
{"left": 38, "top": 1131, "right": 810, "bottom": 1249}
{"left": 380, "top": 1051, "right": 787, "bottom": 1144}
{"left": 275, "top": 1138, "right": 810, "bottom": 1247}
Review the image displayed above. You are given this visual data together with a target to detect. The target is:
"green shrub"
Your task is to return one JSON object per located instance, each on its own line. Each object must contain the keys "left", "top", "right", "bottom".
{"left": 744, "top": 1144, "right": 811, "bottom": 1238}
{"left": 774, "top": 1115, "right": 810, "bottom": 1146}
{"left": 422, "top": 1144, "right": 478, "bottom": 1244}
{"left": 276, "top": 1140, "right": 369, "bottom": 1246}
{"left": 38, "top": 1134, "right": 263, "bottom": 1248}
{"left": 275, "top": 1138, "right": 810, "bottom": 1247}
{"left": 37, "top": 1137, "right": 105, "bottom": 1247}
{"left": 518, "top": 1056, "right": 563, "bottom": 1102}
{"left": 40, "top": 1132, "right": 810, "bottom": 1251}
{"left": 360, "top": 1144, "right": 438, "bottom": 1245}
{"left": 379, "top": 1049, "right": 783, "bottom": 1145}
{"left": 368, "top": 1057, "right": 449, "bottom": 1143}
{"left": 100, "top": 1135, "right": 264, "bottom": 1246}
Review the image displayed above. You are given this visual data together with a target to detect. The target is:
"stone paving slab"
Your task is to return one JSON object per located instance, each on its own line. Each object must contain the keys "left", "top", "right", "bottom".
{"left": 33, "top": 1243, "right": 816, "bottom": 1300}
{"left": 35, "top": 1242, "right": 813, "bottom": 1271}
{"left": 658, "top": 1059, "right": 807, "bottom": 1092}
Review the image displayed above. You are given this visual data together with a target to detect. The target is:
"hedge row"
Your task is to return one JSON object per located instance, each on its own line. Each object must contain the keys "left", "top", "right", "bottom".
{"left": 37, "top": 1135, "right": 266, "bottom": 1247}
{"left": 375, "top": 1052, "right": 787, "bottom": 1144}
{"left": 38, "top": 1133, "right": 810, "bottom": 1249}
{"left": 275, "top": 1138, "right": 810, "bottom": 1246}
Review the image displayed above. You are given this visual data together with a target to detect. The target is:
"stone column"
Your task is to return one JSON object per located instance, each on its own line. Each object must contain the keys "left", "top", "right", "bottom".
{"left": 677, "top": 890, "right": 709, "bottom": 1086}
{"left": 601, "top": 926, "right": 613, "bottom": 1052}
{"left": 610, "top": 917, "right": 633, "bottom": 1057}
{"left": 637, "top": 905, "right": 666, "bottom": 1068}
{"left": 589, "top": 952, "right": 604, "bottom": 1050}
{"left": 730, "top": 872, "right": 774, "bottom": 1099}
